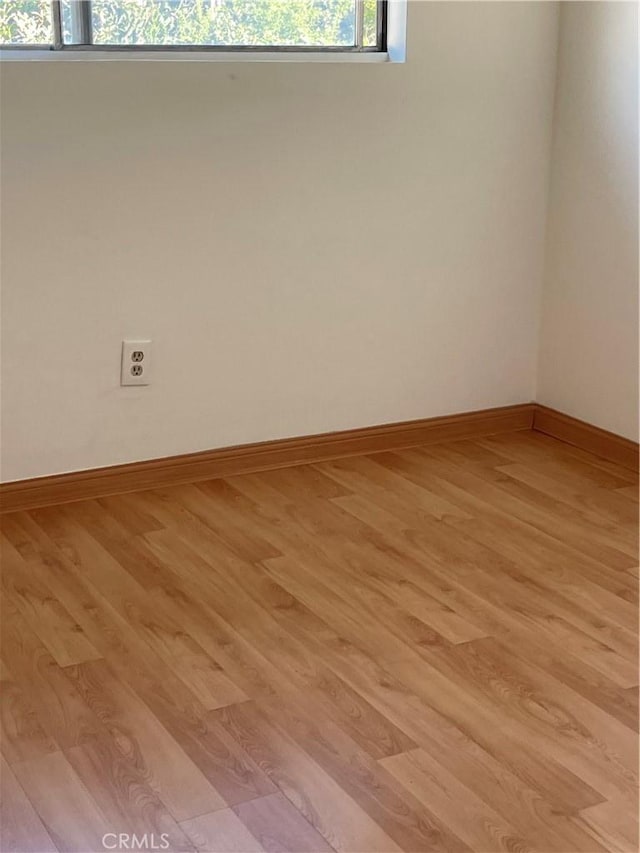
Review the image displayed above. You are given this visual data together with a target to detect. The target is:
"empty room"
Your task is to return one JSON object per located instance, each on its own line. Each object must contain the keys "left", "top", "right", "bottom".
{"left": 0, "top": 1, "right": 638, "bottom": 851}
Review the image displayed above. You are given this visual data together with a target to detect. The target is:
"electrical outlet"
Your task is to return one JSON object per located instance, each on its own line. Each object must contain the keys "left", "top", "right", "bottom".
{"left": 121, "top": 340, "right": 151, "bottom": 386}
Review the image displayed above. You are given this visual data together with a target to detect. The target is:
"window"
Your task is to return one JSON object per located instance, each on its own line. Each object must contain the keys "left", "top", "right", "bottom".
{"left": 0, "top": 1, "right": 387, "bottom": 52}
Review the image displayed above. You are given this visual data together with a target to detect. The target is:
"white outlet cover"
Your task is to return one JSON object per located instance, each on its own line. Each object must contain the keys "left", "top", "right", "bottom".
{"left": 121, "top": 340, "right": 152, "bottom": 386}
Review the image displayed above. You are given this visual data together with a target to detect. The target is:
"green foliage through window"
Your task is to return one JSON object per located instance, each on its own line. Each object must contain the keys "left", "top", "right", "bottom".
{"left": 2, "top": 1, "right": 381, "bottom": 48}
{"left": 89, "top": 0, "right": 353, "bottom": 46}
{"left": 0, "top": 1, "right": 52, "bottom": 44}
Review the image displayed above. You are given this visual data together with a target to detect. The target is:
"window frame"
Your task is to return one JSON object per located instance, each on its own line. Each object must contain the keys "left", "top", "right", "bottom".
{"left": 1, "top": 0, "right": 389, "bottom": 55}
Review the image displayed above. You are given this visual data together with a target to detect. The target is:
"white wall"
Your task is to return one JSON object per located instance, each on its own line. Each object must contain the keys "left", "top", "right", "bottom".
{"left": 537, "top": 1, "right": 639, "bottom": 441}
{"left": 0, "top": 2, "right": 559, "bottom": 481}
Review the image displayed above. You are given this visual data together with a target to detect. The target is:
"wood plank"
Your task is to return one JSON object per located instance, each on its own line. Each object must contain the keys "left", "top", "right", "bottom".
{"left": 316, "top": 633, "right": 605, "bottom": 815}
{"left": 380, "top": 749, "right": 534, "bottom": 853}
{"left": 0, "top": 755, "right": 58, "bottom": 853}
{"left": 64, "top": 738, "right": 195, "bottom": 851}
{"left": 424, "top": 442, "right": 638, "bottom": 558}
{"left": 11, "top": 751, "right": 110, "bottom": 853}
{"left": 213, "top": 701, "right": 405, "bottom": 853}
{"left": 480, "top": 431, "right": 637, "bottom": 488}
{"left": 496, "top": 461, "right": 639, "bottom": 527}
{"left": 0, "top": 600, "right": 105, "bottom": 751}
{"left": 381, "top": 749, "right": 607, "bottom": 853}
{"left": 1, "top": 534, "right": 102, "bottom": 668}
{"left": 256, "top": 691, "right": 472, "bottom": 853}
{"left": 0, "top": 678, "right": 58, "bottom": 765}
{"left": 304, "top": 635, "right": 608, "bottom": 851}
{"left": 63, "top": 660, "right": 227, "bottom": 821}
{"left": 398, "top": 638, "right": 637, "bottom": 802}
{"left": 232, "top": 793, "right": 335, "bottom": 853}
{"left": 148, "top": 542, "right": 417, "bottom": 760}
{"left": 180, "top": 808, "right": 264, "bottom": 852}
{"left": 29, "top": 506, "right": 253, "bottom": 711}
{"left": 5, "top": 519, "right": 278, "bottom": 809}
{"left": 577, "top": 798, "right": 639, "bottom": 852}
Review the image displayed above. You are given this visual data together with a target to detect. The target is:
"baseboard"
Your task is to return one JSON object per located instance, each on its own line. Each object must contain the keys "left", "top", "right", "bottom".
{"left": 3, "top": 402, "right": 635, "bottom": 513}
{"left": 532, "top": 405, "right": 639, "bottom": 473}
{"left": 0, "top": 403, "right": 534, "bottom": 513}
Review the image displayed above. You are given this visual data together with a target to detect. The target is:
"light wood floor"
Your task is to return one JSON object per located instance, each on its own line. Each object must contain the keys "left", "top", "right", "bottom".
{"left": 1, "top": 431, "right": 638, "bottom": 853}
